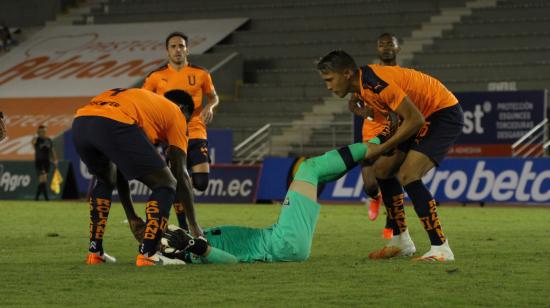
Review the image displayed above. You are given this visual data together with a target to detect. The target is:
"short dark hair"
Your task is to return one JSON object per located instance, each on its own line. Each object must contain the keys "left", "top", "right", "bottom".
{"left": 316, "top": 50, "right": 357, "bottom": 73}
{"left": 164, "top": 90, "right": 194, "bottom": 122}
{"left": 165, "top": 32, "right": 188, "bottom": 49}
{"left": 377, "top": 32, "right": 398, "bottom": 43}
{"left": 38, "top": 124, "right": 46, "bottom": 130}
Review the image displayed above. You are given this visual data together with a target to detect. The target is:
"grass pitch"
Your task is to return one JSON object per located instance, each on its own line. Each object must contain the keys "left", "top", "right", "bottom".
{"left": 1, "top": 200, "right": 549, "bottom": 307}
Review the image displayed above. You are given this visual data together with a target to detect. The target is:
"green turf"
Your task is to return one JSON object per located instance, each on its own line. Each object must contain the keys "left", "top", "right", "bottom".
{"left": 1, "top": 201, "right": 549, "bottom": 307}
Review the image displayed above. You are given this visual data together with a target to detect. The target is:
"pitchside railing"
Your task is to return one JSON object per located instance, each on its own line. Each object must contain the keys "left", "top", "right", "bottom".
{"left": 512, "top": 118, "right": 549, "bottom": 157}
{"left": 233, "top": 122, "right": 353, "bottom": 165}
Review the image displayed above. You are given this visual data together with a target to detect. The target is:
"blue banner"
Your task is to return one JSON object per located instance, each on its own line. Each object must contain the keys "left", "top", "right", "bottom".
{"left": 257, "top": 157, "right": 550, "bottom": 204}
{"left": 115, "top": 165, "right": 261, "bottom": 203}
{"left": 207, "top": 129, "right": 233, "bottom": 164}
{"left": 353, "top": 90, "right": 548, "bottom": 156}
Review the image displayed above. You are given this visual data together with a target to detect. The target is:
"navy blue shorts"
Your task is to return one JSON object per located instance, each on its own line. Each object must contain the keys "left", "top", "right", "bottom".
{"left": 187, "top": 138, "right": 210, "bottom": 168}
{"left": 397, "top": 104, "right": 464, "bottom": 166}
{"left": 72, "top": 116, "right": 166, "bottom": 180}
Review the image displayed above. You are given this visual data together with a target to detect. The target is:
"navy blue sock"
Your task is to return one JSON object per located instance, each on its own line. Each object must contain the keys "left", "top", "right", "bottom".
{"left": 377, "top": 177, "right": 406, "bottom": 236}
{"left": 173, "top": 203, "right": 189, "bottom": 230}
{"left": 89, "top": 181, "right": 113, "bottom": 253}
{"left": 403, "top": 180, "right": 446, "bottom": 246}
{"left": 140, "top": 187, "right": 175, "bottom": 256}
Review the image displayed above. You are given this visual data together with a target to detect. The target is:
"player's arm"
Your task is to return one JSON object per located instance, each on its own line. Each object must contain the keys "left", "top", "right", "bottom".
{"left": 142, "top": 73, "right": 157, "bottom": 92}
{"left": 200, "top": 74, "right": 219, "bottom": 124}
{"left": 166, "top": 145, "right": 203, "bottom": 237}
{"left": 366, "top": 96, "right": 424, "bottom": 160}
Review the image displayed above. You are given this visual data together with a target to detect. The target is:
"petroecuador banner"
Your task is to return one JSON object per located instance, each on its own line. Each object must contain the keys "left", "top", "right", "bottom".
{"left": 450, "top": 90, "right": 547, "bottom": 157}
{"left": 353, "top": 90, "right": 547, "bottom": 157}
{"left": 0, "top": 160, "right": 75, "bottom": 200}
{"left": 107, "top": 165, "right": 261, "bottom": 204}
{"left": 0, "top": 18, "right": 247, "bottom": 97}
{"left": 257, "top": 157, "right": 550, "bottom": 204}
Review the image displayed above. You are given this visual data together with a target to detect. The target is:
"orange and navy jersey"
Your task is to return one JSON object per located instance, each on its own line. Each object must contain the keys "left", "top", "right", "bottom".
{"left": 75, "top": 88, "right": 188, "bottom": 153}
{"left": 362, "top": 113, "right": 389, "bottom": 142}
{"left": 142, "top": 63, "right": 216, "bottom": 140}
{"left": 358, "top": 64, "right": 458, "bottom": 118}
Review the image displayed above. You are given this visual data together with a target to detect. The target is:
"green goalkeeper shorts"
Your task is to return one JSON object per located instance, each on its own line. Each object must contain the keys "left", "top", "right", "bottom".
{"left": 204, "top": 191, "right": 321, "bottom": 263}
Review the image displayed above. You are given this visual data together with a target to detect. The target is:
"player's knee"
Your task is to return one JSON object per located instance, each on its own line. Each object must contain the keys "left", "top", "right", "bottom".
{"left": 272, "top": 239, "right": 311, "bottom": 262}
{"left": 295, "top": 159, "right": 317, "bottom": 180}
{"left": 396, "top": 170, "right": 420, "bottom": 187}
{"left": 191, "top": 173, "right": 209, "bottom": 191}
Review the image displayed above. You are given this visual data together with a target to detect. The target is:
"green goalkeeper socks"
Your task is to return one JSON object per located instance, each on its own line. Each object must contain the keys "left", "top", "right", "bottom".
{"left": 294, "top": 140, "right": 377, "bottom": 186}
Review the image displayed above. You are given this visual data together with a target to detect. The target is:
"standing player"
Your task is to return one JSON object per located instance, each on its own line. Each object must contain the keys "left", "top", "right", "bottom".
{"left": 73, "top": 88, "right": 202, "bottom": 266}
{"left": 32, "top": 125, "right": 58, "bottom": 201}
{"left": 317, "top": 50, "right": 463, "bottom": 261}
{"left": 161, "top": 140, "right": 379, "bottom": 264}
{"left": 143, "top": 32, "right": 219, "bottom": 231}
{"left": 350, "top": 33, "right": 402, "bottom": 239}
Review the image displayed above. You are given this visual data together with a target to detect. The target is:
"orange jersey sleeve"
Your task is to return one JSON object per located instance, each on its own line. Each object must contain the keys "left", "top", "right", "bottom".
{"left": 75, "top": 88, "right": 188, "bottom": 153}
{"left": 359, "top": 65, "right": 458, "bottom": 118}
{"left": 142, "top": 63, "right": 216, "bottom": 140}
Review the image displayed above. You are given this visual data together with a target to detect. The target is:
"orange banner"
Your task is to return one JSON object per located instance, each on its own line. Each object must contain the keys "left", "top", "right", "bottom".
{"left": 0, "top": 97, "right": 90, "bottom": 160}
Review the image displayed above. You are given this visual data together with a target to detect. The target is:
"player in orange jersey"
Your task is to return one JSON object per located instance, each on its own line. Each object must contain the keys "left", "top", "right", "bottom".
{"left": 143, "top": 32, "right": 219, "bottom": 231}
{"left": 73, "top": 88, "right": 202, "bottom": 266}
{"left": 317, "top": 50, "right": 463, "bottom": 262}
{"left": 350, "top": 33, "right": 401, "bottom": 239}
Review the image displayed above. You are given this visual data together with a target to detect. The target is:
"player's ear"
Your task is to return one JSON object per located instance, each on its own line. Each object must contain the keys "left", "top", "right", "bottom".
{"left": 343, "top": 68, "right": 354, "bottom": 80}
{"left": 164, "top": 90, "right": 194, "bottom": 122}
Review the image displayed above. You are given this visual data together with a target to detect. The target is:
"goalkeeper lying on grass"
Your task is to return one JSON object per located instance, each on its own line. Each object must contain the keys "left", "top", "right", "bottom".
{"left": 159, "top": 140, "right": 377, "bottom": 264}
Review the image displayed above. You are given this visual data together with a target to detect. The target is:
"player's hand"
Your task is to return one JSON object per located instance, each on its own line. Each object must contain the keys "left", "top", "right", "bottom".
{"left": 348, "top": 97, "right": 374, "bottom": 119}
{"left": 189, "top": 223, "right": 204, "bottom": 238}
{"left": 163, "top": 226, "right": 190, "bottom": 250}
{"left": 128, "top": 217, "right": 146, "bottom": 243}
{"left": 364, "top": 142, "right": 385, "bottom": 161}
{"left": 200, "top": 107, "right": 214, "bottom": 124}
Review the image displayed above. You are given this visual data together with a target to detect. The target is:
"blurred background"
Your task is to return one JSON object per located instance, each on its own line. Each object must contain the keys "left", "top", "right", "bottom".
{"left": 0, "top": 0, "right": 548, "bottom": 204}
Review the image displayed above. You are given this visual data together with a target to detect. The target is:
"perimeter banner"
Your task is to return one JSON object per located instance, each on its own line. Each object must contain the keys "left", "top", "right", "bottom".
{"left": 353, "top": 90, "right": 547, "bottom": 157}
{"left": 257, "top": 157, "right": 550, "bottom": 204}
{"left": 0, "top": 18, "right": 247, "bottom": 97}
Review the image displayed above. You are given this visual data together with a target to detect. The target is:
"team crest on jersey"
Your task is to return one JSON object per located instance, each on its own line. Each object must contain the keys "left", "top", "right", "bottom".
{"left": 361, "top": 66, "right": 388, "bottom": 94}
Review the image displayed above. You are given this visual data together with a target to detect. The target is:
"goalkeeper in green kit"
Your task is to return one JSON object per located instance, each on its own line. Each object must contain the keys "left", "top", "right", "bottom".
{"left": 161, "top": 139, "right": 380, "bottom": 264}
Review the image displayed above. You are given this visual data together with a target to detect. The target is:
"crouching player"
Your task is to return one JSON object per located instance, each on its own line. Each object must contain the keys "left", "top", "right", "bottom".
{"left": 161, "top": 141, "right": 378, "bottom": 264}
{"left": 73, "top": 88, "right": 202, "bottom": 266}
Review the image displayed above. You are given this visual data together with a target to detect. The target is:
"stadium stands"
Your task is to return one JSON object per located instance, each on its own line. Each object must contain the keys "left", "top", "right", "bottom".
{"left": 77, "top": 0, "right": 549, "bottom": 159}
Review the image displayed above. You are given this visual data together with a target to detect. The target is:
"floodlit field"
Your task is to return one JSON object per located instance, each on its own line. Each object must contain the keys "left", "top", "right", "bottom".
{"left": 1, "top": 201, "right": 549, "bottom": 307}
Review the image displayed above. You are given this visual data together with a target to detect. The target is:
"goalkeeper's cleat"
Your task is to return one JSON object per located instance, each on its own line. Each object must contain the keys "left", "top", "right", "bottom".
{"left": 86, "top": 252, "right": 116, "bottom": 265}
{"left": 367, "top": 194, "right": 382, "bottom": 221}
{"left": 136, "top": 252, "right": 186, "bottom": 266}
{"left": 369, "top": 229, "right": 416, "bottom": 259}
{"left": 413, "top": 240, "right": 455, "bottom": 262}
{"left": 382, "top": 228, "right": 393, "bottom": 239}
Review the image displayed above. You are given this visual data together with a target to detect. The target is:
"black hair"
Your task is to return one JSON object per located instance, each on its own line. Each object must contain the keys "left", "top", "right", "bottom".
{"left": 164, "top": 90, "right": 194, "bottom": 122}
{"left": 165, "top": 32, "right": 189, "bottom": 49}
{"left": 38, "top": 124, "right": 46, "bottom": 129}
{"left": 316, "top": 50, "right": 357, "bottom": 73}
{"left": 377, "top": 32, "right": 399, "bottom": 44}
